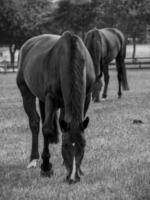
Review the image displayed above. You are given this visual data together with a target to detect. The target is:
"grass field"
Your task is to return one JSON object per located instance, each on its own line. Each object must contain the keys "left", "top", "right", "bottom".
{"left": 1, "top": 71, "right": 150, "bottom": 200}
{"left": 126, "top": 44, "right": 150, "bottom": 58}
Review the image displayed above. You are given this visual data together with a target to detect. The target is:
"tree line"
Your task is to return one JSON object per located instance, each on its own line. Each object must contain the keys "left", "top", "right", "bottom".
{"left": 0, "top": 0, "right": 150, "bottom": 65}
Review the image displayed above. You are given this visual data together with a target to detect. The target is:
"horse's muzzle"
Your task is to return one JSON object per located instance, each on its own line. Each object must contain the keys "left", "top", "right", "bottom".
{"left": 66, "top": 167, "right": 84, "bottom": 184}
{"left": 67, "top": 173, "right": 80, "bottom": 184}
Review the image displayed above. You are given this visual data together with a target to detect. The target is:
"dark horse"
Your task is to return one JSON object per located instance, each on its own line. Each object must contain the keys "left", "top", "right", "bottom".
{"left": 85, "top": 28, "right": 129, "bottom": 102}
{"left": 16, "top": 31, "right": 95, "bottom": 184}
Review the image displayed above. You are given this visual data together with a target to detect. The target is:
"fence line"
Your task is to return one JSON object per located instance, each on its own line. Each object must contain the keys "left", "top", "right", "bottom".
{"left": 110, "top": 57, "right": 150, "bottom": 69}
{"left": 1, "top": 57, "right": 150, "bottom": 73}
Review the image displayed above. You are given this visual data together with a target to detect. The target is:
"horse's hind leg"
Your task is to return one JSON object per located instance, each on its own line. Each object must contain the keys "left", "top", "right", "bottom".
{"left": 116, "top": 57, "right": 123, "bottom": 98}
{"left": 92, "top": 78, "right": 102, "bottom": 102}
{"left": 17, "top": 78, "right": 40, "bottom": 168}
{"left": 40, "top": 94, "right": 59, "bottom": 177}
{"left": 102, "top": 65, "right": 109, "bottom": 99}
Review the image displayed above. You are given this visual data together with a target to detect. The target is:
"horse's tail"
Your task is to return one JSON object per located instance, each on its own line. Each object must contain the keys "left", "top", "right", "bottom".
{"left": 120, "top": 63, "right": 129, "bottom": 90}
{"left": 117, "top": 35, "right": 129, "bottom": 91}
{"left": 85, "top": 28, "right": 102, "bottom": 79}
{"left": 59, "top": 31, "right": 86, "bottom": 121}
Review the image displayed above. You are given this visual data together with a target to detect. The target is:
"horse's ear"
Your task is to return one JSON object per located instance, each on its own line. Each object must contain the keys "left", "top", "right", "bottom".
{"left": 60, "top": 120, "right": 70, "bottom": 132}
{"left": 80, "top": 117, "right": 89, "bottom": 131}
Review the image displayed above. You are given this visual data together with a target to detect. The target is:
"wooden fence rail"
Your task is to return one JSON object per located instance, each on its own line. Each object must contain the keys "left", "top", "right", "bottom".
{"left": 110, "top": 57, "right": 150, "bottom": 69}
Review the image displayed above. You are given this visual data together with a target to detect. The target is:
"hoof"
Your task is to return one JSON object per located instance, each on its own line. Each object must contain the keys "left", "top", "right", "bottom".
{"left": 118, "top": 92, "right": 122, "bottom": 99}
{"left": 101, "top": 98, "right": 107, "bottom": 102}
{"left": 93, "top": 99, "right": 100, "bottom": 103}
{"left": 40, "top": 169, "right": 53, "bottom": 178}
{"left": 133, "top": 119, "right": 143, "bottom": 124}
{"left": 27, "top": 159, "right": 38, "bottom": 169}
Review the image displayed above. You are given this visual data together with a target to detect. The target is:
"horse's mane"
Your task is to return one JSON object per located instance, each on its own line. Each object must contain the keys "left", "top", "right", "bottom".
{"left": 69, "top": 33, "right": 85, "bottom": 123}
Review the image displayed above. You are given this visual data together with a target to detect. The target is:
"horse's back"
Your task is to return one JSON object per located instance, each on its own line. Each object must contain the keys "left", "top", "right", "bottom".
{"left": 17, "top": 34, "right": 60, "bottom": 100}
{"left": 99, "top": 28, "right": 125, "bottom": 62}
{"left": 100, "top": 28, "right": 124, "bottom": 44}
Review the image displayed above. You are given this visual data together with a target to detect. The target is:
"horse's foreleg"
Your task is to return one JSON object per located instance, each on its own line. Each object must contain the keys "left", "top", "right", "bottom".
{"left": 42, "top": 94, "right": 58, "bottom": 144}
{"left": 41, "top": 94, "right": 57, "bottom": 177}
{"left": 19, "top": 83, "right": 40, "bottom": 168}
{"left": 102, "top": 66, "right": 109, "bottom": 99}
{"left": 92, "top": 79, "right": 102, "bottom": 102}
{"left": 41, "top": 134, "right": 53, "bottom": 177}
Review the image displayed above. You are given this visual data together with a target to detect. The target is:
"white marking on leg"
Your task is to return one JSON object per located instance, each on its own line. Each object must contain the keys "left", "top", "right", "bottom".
{"left": 70, "top": 156, "right": 76, "bottom": 180}
{"left": 27, "top": 159, "right": 38, "bottom": 169}
{"left": 101, "top": 97, "right": 107, "bottom": 101}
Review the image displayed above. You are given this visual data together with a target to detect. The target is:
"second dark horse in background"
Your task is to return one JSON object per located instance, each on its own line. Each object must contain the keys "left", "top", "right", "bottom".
{"left": 85, "top": 28, "right": 129, "bottom": 102}
{"left": 16, "top": 31, "right": 95, "bottom": 184}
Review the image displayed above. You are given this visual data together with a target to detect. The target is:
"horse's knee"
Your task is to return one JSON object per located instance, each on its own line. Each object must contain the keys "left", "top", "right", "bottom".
{"left": 42, "top": 126, "right": 59, "bottom": 144}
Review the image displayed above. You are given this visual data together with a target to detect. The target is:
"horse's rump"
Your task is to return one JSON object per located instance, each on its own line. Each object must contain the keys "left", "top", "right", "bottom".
{"left": 58, "top": 31, "right": 94, "bottom": 122}
{"left": 97, "top": 28, "right": 125, "bottom": 63}
{"left": 18, "top": 31, "right": 95, "bottom": 113}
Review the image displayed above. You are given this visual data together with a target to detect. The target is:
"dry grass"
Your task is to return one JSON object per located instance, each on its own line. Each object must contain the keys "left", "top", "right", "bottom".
{"left": 0, "top": 71, "right": 150, "bottom": 200}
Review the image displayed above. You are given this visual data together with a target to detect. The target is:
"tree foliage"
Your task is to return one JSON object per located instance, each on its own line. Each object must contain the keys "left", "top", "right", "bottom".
{"left": 51, "top": 0, "right": 150, "bottom": 41}
{"left": 0, "top": 0, "right": 51, "bottom": 47}
{"left": 0, "top": 0, "right": 51, "bottom": 64}
{"left": 51, "top": 0, "right": 105, "bottom": 38}
{"left": 0, "top": 0, "right": 150, "bottom": 62}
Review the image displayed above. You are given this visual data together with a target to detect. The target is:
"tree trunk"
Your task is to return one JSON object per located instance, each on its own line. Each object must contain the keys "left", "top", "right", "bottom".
{"left": 132, "top": 37, "right": 136, "bottom": 61}
{"left": 9, "top": 44, "right": 16, "bottom": 71}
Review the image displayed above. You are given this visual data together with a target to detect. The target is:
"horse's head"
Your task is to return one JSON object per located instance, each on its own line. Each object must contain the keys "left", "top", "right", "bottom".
{"left": 60, "top": 117, "right": 89, "bottom": 184}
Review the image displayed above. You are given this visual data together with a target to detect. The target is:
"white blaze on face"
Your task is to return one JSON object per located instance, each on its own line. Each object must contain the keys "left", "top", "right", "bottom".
{"left": 70, "top": 143, "right": 76, "bottom": 180}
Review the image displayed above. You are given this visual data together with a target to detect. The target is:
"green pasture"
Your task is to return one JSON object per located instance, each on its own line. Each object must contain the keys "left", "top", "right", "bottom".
{"left": 0, "top": 71, "right": 150, "bottom": 200}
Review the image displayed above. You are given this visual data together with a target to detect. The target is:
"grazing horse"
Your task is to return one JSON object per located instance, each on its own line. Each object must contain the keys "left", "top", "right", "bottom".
{"left": 16, "top": 31, "right": 95, "bottom": 184}
{"left": 85, "top": 28, "right": 129, "bottom": 102}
